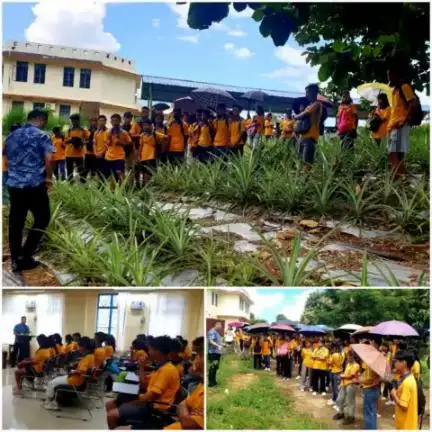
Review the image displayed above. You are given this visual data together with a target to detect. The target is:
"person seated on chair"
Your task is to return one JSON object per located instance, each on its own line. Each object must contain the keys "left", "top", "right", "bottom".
{"left": 131, "top": 338, "right": 149, "bottom": 363}
{"left": 64, "top": 334, "right": 78, "bottom": 353}
{"left": 169, "top": 339, "right": 184, "bottom": 381}
{"left": 164, "top": 337, "right": 204, "bottom": 430}
{"left": 13, "top": 334, "right": 52, "bottom": 395}
{"left": 94, "top": 332, "right": 108, "bottom": 369}
{"left": 52, "top": 333, "right": 65, "bottom": 355}
{"left": 43, "top": 336, "right": 95, "bottom": 411}
{"left": 107, "top": 336, "right": 180, "bottom": 429}
{"left": 105, "top": 334, "right": 116, "bottom": 358}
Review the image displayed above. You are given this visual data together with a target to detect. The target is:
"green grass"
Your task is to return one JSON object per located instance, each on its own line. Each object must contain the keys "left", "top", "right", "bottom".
{"left": 207, "top": 355, "right": 328, "bottom": 430}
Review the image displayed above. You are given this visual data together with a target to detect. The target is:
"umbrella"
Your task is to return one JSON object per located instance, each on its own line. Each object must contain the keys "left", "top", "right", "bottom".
{"left": 241, "top": 90, "right": 268, "bottom": 102}
{"left": 316, "top": 324, "right": 334, "bottom": 332}
{"left": 246, "top": 322, "right": 270, "bottom": 334}
{"left": 357, "top": 82, "right": 393, "bottom": 106}
{"left": 370, "top": 320, "right": 419, "bottom": 338}
{"left": 299, "top": 325, "right": 326, "bottom": 335}
{"left": 152, "top": 103, "right": 170, "bottom": 112}
{"left": 270, "top": 324, "right": 296, "bottom": 333}
{"left": 174, "top": 96, "right": 200, "bottom": 113}
{"left": 336, "top": 324, "right": 362, "bottom": 332}
{"left": 351, "top": 343, "right": 392, "bottom": 381}
{"left": 227, "top": 321, "right": 247, "bottom": 328}
{"left": 353, "top": 326, "right": 374, "bottom": 336}
{"left": 191, "top": 87, "right": 236, "bottom": 110}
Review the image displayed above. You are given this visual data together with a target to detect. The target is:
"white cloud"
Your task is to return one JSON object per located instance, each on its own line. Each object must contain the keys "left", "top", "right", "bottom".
{"left": 177, "top": 35, "right": 199, "bottom": 44}
{"left": 280, "top": 290, "right": 318, "bottom": 322}
{"left": 152, "top": 18, "right": 160, "bottom": 28}
{"left": 229, "top": 4, "right": 254, "bottom": 19}
{"left": 228, "top": 24, "right": 247, "bottom": 37}
{"left": 224, "top": 42, "right": 254, "bottom": 59}
{"left": 275, "top": 46, "right": 309, "bottom": 67}
{"left": 249, "top": 290, "right": 285, "bottom": 318}
{"left": 25, "top": 0, "right": 120, "bottom": 52}
{"left": 168, "top": 3, "right": 189, "bottom": 29}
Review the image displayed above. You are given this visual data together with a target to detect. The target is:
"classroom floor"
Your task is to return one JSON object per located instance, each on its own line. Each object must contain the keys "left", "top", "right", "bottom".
{"left": 2, "top": 368, "right": 107, "bottom": 429}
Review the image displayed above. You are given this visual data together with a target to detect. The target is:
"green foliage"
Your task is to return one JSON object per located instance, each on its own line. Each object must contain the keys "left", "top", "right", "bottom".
{"left": 187, "top": 2, "right": 430, "bottom": 92}
{"left": 300, "top": 289, "right": 430, "bottom": 329}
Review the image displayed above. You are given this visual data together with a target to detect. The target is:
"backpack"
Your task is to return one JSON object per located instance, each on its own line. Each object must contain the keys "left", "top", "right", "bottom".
{"left": 398, "top": 84, "right": 423, "bottom": 126}
{"left": 417, "top": 378, "right": 426, "bottom": 417}
{"left": 368, "top": 113, "right": 383, "bottom": 133}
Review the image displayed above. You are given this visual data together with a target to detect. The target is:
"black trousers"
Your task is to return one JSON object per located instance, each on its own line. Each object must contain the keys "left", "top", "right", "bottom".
{"left": 8, "top": 184, "right": 51, "bottom": 262}
{"left": 281, "top": 356, "right": 292, "bottom": 378}
{"left": 312, "top": 369, "right": 326, "bottom": 393}
{"left": 83, "top": 154, "right": 97, "bottom": 179}
{"left": 253, "top": 354, "right": 262, "bottom": 369}
{"left": 14, "top": 341, "right": 30, "bottom": 361}
{"left": 276, "top": 356, "right": 282, "bottom": 375}
{"left": 66, "top": 157, "right": 84, "bottom": 182}
{"left": 208, "top": 353, "right": 221, "bottom": 386}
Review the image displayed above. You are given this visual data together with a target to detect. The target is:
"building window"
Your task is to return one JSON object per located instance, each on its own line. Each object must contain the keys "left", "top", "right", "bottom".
{"left": 15, "top": 61, "right": 28, "bottom": 82}
{"left": 63, "top": 67, "right": 74, "bottom": 87}
{"left": 11, "top": 101, "right": 24, "bottom": 111}
{"left": 96, "top": 293, "right": 118, "bottom": 337}
{"left": 59, "top": 104, "right": 71, "bottom": 118}
{"left": 34, "top": 63, "right": 46, "bottom": 84}
{"left": 245, "top": 302, "right": 250, "bottom": 314}
{"left": 33, "top": 102, "right": 45, "bottom": 110}
{"left": 239, "top": 297, "right": 245, "bottom": 311}
{"left": 211, "top": 292, "right": 218, "bottom": 307}
{"left": 79, "top": 68, "right": 91, "bottom": 89}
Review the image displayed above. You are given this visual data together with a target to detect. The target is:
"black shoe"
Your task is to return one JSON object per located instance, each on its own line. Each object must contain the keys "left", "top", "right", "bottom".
{"left": 19, "top": 257, "right": 41, "bottom": 271}
{"left": 11, "top": 260, "right": 23, "bottom": 273}
{"left": 333, "top": 413, "right": 344, "bottom": 420}
{"left": 208, "top": 382, "right": 216, "bottom": 387}
{"left": 342, "top": 417, "right": 355, "bottom": 425}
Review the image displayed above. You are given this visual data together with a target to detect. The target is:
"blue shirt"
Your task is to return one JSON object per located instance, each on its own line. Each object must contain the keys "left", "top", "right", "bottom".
{"left": 5, "top": 124, "right": 54, "bottom": 188}
{"left": 207, "top": 328, "right": 222, "bottom": 354}
{"left": 13, "top": 323, "right": 30, "bottom": 342}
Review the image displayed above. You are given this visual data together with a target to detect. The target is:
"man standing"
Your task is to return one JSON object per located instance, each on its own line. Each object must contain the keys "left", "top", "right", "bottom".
{"left": 14, "top": 316, "right": 31, "bottom": 362}
{"left": 207, "top": 322, "right": 223, "bottom": 387}
{"left": 5, "top": 109, "right": 54, "bottom": 272}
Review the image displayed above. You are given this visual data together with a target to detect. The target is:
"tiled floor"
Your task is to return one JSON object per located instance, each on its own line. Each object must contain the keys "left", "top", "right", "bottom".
{"left": 2, "top": 368, "right": 107, "bottom": 429}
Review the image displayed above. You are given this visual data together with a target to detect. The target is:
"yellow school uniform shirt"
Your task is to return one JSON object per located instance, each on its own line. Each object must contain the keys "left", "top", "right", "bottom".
{"left": 281, "top": 119, "right": 295, "bottom": 137}
{"left": 329, "top": 352, "right": 345, "bottom": 374}
{"left": 395, "top": 374, "right": 418, "bottom": 430}
{"left": 55, "top": 344, "right": 65, "bottom": 355}
{"left": 312, "top": 347, "right": 329, "bottom": 370}
{"left": 371, "top": 106, "right": 391, "bottom": 139}
{"left": 411, "top": 360, "right": 420, "bottom": 380}
{"left": 139, "top": 134, "right": 157, "bottom": 161}
{"left": 197, "top": 124, "right": 212, "bottom": 147}
{"left": 33, "top": 348, "right": 52, "bottom": 373}
{"left": 179, "top": 345, "right": 192, "bottom": 361}
{"left": 388, "top": 84, "right": 416, "bottom": 131}
{"left": 129, "top": 122, "right": 142, "bottom": 139}
{"left": 65, "top": 128, "right": 90, "bottom": 158}
{"left": 94, "top": 129, "right": 109, "bottom": 157}
{"left": 168, "top": 122, "right": 186, "bottom": 152}
{"left": 289, "top": 340, "right": 298, "bottom": 351}
{"left": 105, "top": 130, "right": 132, "bottom": 161}
{"left": 175, "top": 363, "right": 184, "bottom": 380}
{"left": 65, "top": 342, "right": 78, "bottom": 353}
{"left": 164, "top": 383, "right": 204, "bottom": 430}
{"left": 361, "top": 364, "right": 380, "bottom": 389}
{"left": 52, "top": 137, "right": 66, "bottom": 161}
{"left": 261, "top": 340, "right": 272, "bottom": 356}
{"left": 105, "top": 345, "right": 114, "bottom": 357}
{"left": 300, "top": 102, "right": 322, "bottom": 141}
{"left": 213, "top": 119, "right": 230, "bottom": 147}
{"left": 302, "top": 348, "right": 314, "bottom": 369}
{"left": 341, "top": 361, "right": 360, "bottom": 387}
{"left": 229, "top": 119, "right": 244, "bottom": 147}
{"left": 68, "top": 353, "right": 95, "bottom": 387}
{"left": 264, "top": 119, "right": 273, "bottom": 136}
{"left": 140, "top": 362, "right": 180, "bottom": 411}
{"left": 256, "top": 115, "right": 265, "bottom": 135}
{"left": 49, "top": 347, "right": 56, "bottom": 357}
{"left": 94, "top": 347, "right": 107, "bottom": 368}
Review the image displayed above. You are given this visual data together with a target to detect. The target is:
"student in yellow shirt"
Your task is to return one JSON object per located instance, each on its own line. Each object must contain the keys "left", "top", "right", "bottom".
{"left": 229, "top": 105, "right": 246, "bottom": 156}
{"left": 94, "top": 332, "right": 108, "bottom": 369}
{"left": 387, "top": 62, "right": 419, "bottom": 177}
{"left": 333, "top": 350, "right": 360, "bottom": 425}
{"left": 391, "top": 350, "right": 418, "bottom": 430}
{"left": 193, "top": 110, "right": 213, "bottom": 163}
{"left": 300, "top": 340, "right": 314, "bottom": 391}
{"left": 82, "top": 116, "right": 98, "bottom": 180}
{"left": 261, "top": 335, "right": 272, "bottom": 371}
{"left": 311, "top": 340, "right": 329, "bottom": 395}
{"left": 212, "top": 103, "right": 230, "bottom": 158}
{"left": 136, "top": 119, "right": 157, "bottom": 187}
{"left": 51, "top": 127, "right": 66, "bottom": 181}
{"left": 64, "top": 113, "right": 89, "bottom": 182}
{"left": 14, "top": 334, "right": 53, "bottom": 393}
{"left": 153, "top": 113, "right": 169, "bottom": 164}
{"left": 165, "top": 337, "right": 204, "bottom": 430}
{"left": 328, "top": 343, "right": 345, "bottom": 405}
{"left": 169, "top": 338, "right": 185, "bottom": 380}
{"left": 104, "top": 334, "right": 116, "bottom": 358}
{"left": 264, "top": 113, "right": 274, "bottom": 141}
{"left": 93, "top": 115, "right": 109, "bottom": 180}
{"left": 370, "top": 94, "right": 391, "bottom": 145}
{"left": 281, "top": 112, "right": 295, "bottom": 143}
{"left": 167, "top": 109, "right": 187, "bottom": 164}
{"left": 122, "top": 111, "right": 139, "bottom": 171}
{"left": 275, "top": 335, "right": 284, "bottom": 377}
{"left": 64, "top": 334, "right": 78, "bottom": 354}
{"left": 105, "top": 114, "right": 132, "bottom": 182}
{"left": 44, "top": 336, "right": 95, "bottom": 410}
{"left": 107, "top": 336, "right": 180, "bottom": 429}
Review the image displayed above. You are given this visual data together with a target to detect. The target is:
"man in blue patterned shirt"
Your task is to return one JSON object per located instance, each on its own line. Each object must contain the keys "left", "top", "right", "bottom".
{"left": 4, "top": 109, "right": 54, "bottom": 272}
{"left": 207, "top": 321, "right": 223, "bottom": 387}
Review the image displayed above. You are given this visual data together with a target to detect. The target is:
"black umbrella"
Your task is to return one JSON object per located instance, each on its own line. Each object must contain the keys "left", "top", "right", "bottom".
{"left": 246, "top": 323, "right": 270, "bottom": 334}
{"left": 153, "top": 103, "right": 170, "bottom": 112}
{"left": 191, "top": 87, "right": 236, "bottom": 110}
{"left": 241, "top": 90, "right": 268, "bottom": 102}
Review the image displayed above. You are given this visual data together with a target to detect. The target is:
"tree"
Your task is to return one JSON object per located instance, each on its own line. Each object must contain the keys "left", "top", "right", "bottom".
{"left": 300, "top": 289, "right": 430, "bottom": 331}
{"left": 187, "top": 2, "right": 430, "bottom": 92}
{"left": 276, "top": 313, "right": 288, "bottom": 321}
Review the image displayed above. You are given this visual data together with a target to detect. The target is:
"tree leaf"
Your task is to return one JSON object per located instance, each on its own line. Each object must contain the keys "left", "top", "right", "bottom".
{"left": 333, "top": 40, "right": 345, "bottom": 53}
{"left": 252, "top": 9, "right": 265, "bottom": 21}
{"left": 318, "top": 63, "right": 331, "bottom": 82}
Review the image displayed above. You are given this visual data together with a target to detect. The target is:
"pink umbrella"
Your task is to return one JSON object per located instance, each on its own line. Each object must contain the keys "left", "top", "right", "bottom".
{"left": 351, "top": 343, "right": 392, "bottom": 381}
{"left": 270, "top": 324, "right": 296, "bottom": 333}
{"left": 353, "top": 326, "right": 374, "bottom": 336}
{"left": 227, "top": 321, "right": 247, "bottom": 328}
{"left": 370, "top": 320, "right": 419, "bottom": 337}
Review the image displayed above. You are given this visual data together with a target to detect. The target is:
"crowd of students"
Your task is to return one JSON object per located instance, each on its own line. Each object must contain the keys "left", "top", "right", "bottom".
{"left": 12, "top": 331, "right": 204, "bottom": 430}
{"left": 230, "top": 330, "right": 426, "bottom": 430}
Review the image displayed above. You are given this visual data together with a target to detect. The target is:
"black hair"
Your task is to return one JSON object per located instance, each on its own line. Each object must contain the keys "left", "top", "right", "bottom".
{"left": 78, "top": 336, "right": 94, "bottom": 352}
{"left": 398, "top": 341, "right": 408, "bottom": 351}
{"left": 305, "top": 83, "right": 320, "bottom": 94}
{"left": 192, "top": 337, "right": 204, "bottom": 355}
{"left": 37, "top": 334, "right": 50, "bottom": 349}
{"left": 10, "top": 123, "right": 21, "bottom": 133}
{"left": 141, "top": 119, "right": 153, "bottom": 126}
{"left": 132, "top": 338, "right": 149, "bottom": 352}
{"left": 28, "top": 109, "right": 48, "bottom": 121}
{"left": 111, "top": 114, "right": 121, "bottom": 121}
{"left": 52, "top": 126, "right": 62, "bottom": 134}
{"left": 377, "top": 93, "right": 390, "bottom": 108}
{"left": 52, "top": 333, "right": 62, "bottom": 345}
{"left": 94, "top": 332, "right": 106, "bottom": 347}
{"left": 98, "top": 115, "right": 107, "bottom": 121}
{"left": 123, "top": 111, "right": 133, "bottom": 119}
{"left": 69, "top": 113, "right": 80, "bottom": 121}
{"left": 170, "top": 338, "right": 183, "bottom": 353}
{"left": 394, "top": 350, "right": 415, "bottom": 369}
{"left": 148, "top": 336, "right": 172, "bottom": 355}
{"left": 65, "top": 334, "right": 73, "bottom": 344}
{"left": 106, "top": 334, "right": 116, "bottom": 351}
{"left": 142, "top": 106, "right": 150, "bottom": 111}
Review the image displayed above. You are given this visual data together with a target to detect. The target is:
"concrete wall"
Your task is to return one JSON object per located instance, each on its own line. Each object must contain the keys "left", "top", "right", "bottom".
{"left": 206, "top": 290, "right": 251, "bottom": 321}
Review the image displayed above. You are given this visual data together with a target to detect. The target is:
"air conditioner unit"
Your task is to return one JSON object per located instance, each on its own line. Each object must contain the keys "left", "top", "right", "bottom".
{"left": 25, "top": 301, "right": 36, "bottom": 311}
{"left": 130, "top": 301, "right": 144, "bottom": 311}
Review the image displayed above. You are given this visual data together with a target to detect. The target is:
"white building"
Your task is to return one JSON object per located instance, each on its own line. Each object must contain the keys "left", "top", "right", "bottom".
{"left": 2, "top": 40, "right": 141, "bottom": 121}
{"left": 206, "top": 288, "right": 253, "bottom": 324}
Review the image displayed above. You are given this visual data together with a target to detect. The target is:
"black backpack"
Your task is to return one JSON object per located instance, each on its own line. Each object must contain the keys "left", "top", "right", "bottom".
{"left": 368, "top": 114, "right": 383, "bottom": 132}
{"left": 398, "top": 84, "right": 423, "bottom": 126}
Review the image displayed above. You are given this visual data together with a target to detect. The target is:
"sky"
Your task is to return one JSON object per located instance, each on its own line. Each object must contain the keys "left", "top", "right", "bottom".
{"left": 2, "top": 0, "right": 319, "bottom": 96}
{"left": 248, "top": 288, "right": 320, "bottom": 323}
